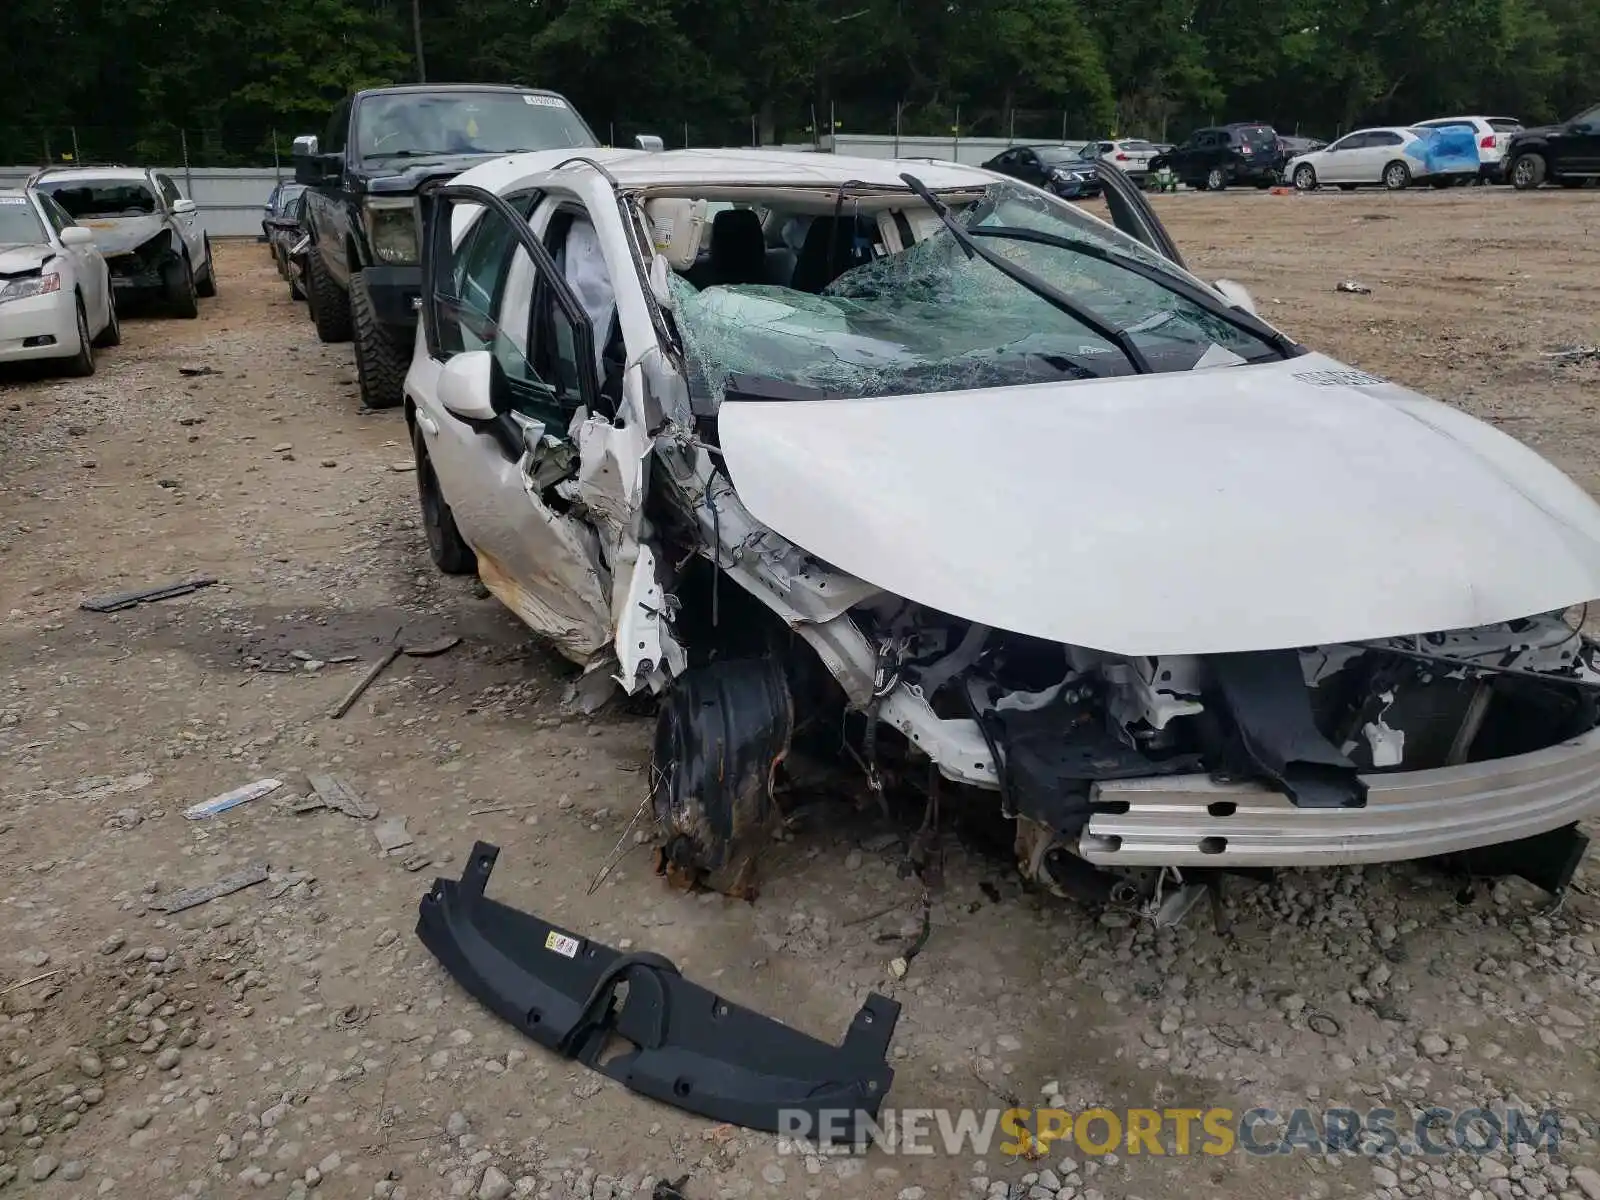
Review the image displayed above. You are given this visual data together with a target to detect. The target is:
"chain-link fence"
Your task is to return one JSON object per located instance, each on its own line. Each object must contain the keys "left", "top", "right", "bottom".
{"left": 0, "top": 126, "right": 305, "bottom": 172}
{"left": 2, "top": 106, "right": 1341, "bottom": 171}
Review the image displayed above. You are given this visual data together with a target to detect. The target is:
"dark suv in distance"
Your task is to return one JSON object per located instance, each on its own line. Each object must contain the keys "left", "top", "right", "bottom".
{"left": 1151, "top": 123, "right": 1286, "bottom": 190}
{"left": 1505, "top": 103, "right": 1600, "bottom": 190}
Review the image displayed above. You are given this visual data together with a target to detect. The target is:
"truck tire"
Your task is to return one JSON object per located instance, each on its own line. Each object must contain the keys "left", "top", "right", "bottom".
{"left": 1510, "top": 153, "right": 1546, "bottom": 190}
{"left": 350, "top": 270, "right": 408, "bottom": 409}
{"left": 306, "top": 247, "right": 352, "bottom": 343}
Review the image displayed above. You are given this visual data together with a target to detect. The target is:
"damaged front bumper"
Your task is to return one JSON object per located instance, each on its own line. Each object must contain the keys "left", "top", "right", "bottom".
{"left": 1081, "top": 724, "right": 1600, "bottom": 869}
{"left": 416, "top": 842, "right": 899, "bottom": 1138}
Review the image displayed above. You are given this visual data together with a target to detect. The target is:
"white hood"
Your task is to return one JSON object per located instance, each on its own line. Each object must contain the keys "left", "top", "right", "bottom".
{"left": 81, "top": 214, "right": 168, "bottom": 257}
{"left": 0, "top": 244, "right": 55, "bottom": 274}
{"left": 716, "top": 352, "right": 1600, "bottom": 656}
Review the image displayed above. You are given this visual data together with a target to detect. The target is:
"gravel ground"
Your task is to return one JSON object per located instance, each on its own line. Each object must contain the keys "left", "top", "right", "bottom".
{"left": 1, "top": 188, "right": 1599, "bottom": 1200}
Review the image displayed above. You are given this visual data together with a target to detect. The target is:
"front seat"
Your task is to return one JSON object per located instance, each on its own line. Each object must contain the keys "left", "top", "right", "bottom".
{"left": 790, "top": 216, "right": 873, "bottom": 294}
{"left": 706, "top": 208, "right": 768, "bottom": 286}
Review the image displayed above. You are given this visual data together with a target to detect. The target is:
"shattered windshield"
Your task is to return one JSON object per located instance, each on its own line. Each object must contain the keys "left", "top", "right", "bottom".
{"left": 355, "top": 91, "right": 595, "bottom": 160}
{"left": 669, "top": 181, "right": 1277, "bottom": 404}
{"left": 37, "top": 180, "right": 157, "bottom": 219}
{"left": 0, "top": 196, "right": 46, "bottom": 246}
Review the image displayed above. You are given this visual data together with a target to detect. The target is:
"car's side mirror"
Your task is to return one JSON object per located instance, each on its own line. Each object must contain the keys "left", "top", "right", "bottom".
{"left": 292, "top": 135, "right": 325, "bottom": 185}
{"left": 1212, "top": 278, "right": 1259, "bottom": 316}
{"left": 438, "top": 350, "right": 500, "bottom": 422}
{"left": 60, "top": 226, "right": 94, "bottom": 247}
{"left": 633, "top": 134, "right": 665, "bottom": 153}
{"left": 171, "top": 198, "right": 197, "bottom": 215}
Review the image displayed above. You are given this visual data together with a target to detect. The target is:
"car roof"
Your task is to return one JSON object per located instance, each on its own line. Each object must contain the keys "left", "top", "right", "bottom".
{"left": 464, "top": 147, "right": 994, "bottom": 194}
{"left": 353, "top": 83, "right": 570, "bottom": 100}
{"left": 33, "top": 166, "right": 153, "bottom": 183}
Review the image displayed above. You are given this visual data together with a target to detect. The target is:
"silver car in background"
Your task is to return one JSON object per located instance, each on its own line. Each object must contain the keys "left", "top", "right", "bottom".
{"left": 29, "top": 165, "right": 217, "bottom": 317}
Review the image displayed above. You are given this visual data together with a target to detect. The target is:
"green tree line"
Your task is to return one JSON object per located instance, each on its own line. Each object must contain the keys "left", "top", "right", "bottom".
{"left": 2, "top": 0, "right": 1596, "bottom": 165}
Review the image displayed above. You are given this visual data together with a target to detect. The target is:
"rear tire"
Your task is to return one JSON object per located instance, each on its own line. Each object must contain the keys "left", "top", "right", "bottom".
{"left": 65, "top": 299, "right": 95, "bottom": 377}
{"left": 1510, "top": 153, "right": 1546, "bottom": 190}
{"left": 163, "top": 253, "right": 198, "bottom": 319}
{"left": 1293, "top": 164, "right": 1318, "bottom": 191}
{"left": 1383, "top": 161, "right": 1411, "bottom": 190}
{"left": 350, "top": 270, "right": 408, "bottom": 409}
{"left": 413, "top": 423, "right": 476, "bottom": 575}
{"left": 306, "top": 248, "right": 352, "bottom": 343}
{"left": 194, "top": 237, "right": 217, "bottom": 298}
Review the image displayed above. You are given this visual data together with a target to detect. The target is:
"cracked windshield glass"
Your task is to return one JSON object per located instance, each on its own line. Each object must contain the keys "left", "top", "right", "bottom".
{"left": 669, "top": 182, "right": 1278, "bottom": 404}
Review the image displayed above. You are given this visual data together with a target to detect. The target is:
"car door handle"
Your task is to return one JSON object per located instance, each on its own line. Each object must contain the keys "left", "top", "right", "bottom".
{"left": 418, "top": 414, "right": 439, "bottom": 437}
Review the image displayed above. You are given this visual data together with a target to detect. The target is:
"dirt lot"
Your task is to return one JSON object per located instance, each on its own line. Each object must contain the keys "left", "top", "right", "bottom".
{"left": 2, "top": 189, "right": 1599, "bottom": 1200}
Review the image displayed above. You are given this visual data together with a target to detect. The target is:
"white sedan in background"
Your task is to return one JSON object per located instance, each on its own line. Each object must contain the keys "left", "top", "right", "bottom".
{"left": 1286, "top": 126, "right": 1475, "bottom": 191}
{"left": 0, "top": 187, "right": 119, "bottom": 376}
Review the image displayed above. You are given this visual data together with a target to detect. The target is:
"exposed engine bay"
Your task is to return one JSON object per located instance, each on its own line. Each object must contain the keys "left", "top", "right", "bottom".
{"left": 646, "top": 515, "right": 1600, "bottom": 905}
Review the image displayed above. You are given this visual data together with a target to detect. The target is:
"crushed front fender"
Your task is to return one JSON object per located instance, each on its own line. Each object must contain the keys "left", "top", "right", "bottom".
{"left": 416, "top": 842, "right": 900, "bottom": 1139}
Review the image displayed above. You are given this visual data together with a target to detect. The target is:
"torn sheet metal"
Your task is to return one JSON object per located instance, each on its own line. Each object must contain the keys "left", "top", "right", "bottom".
{"left": 612, "top": 542, "right": 686, "bottom": 693}
{"left": 161, "top": 862, "right": 270, "bottom": 912}
{"left": 416, "top": 842, "right": 899, "bottom": 1137}
{"left": 307, "top": 773, "right": 378, "bottom": 820}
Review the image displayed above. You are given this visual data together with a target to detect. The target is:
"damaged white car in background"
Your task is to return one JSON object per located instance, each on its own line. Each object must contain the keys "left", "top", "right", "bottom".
{"left": 401, "top": 146, "right": 1600, "bottom": 912}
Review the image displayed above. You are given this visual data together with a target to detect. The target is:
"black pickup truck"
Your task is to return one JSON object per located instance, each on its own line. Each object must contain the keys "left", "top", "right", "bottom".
{"left": 292, "top": 84, "right": 601, "bottom": 408}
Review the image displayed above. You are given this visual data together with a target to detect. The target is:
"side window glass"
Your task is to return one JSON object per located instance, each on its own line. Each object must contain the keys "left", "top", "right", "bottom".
{"left": 324, "top": 99, "right": 351, "bottom": 155}
{"left": 1371, "top": 133, "right": 1400, "bottom": 147}
{"left": 156, "top": 175, "right": 182, "bottom": 206}
{"left": 435, "top": 209, "right": 521, "bottom": 358}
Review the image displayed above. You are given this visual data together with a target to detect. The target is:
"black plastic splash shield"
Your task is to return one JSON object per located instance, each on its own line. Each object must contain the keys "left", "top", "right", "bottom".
{"left": 416, "top": 842, "right": 900, "bottom": 1139}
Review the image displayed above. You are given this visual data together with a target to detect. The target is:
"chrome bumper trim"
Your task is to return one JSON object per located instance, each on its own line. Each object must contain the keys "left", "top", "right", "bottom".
{"left": 1079, "top": 725, "right": 1600, "bottom": 867}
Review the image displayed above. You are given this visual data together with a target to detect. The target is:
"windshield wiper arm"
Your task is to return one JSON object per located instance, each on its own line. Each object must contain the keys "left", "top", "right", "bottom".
{"left": 898, "top": 172, "right": 1152, "bottom": 375}
{"left": 967, "top": 224, "right": 1301, "bottom": 359}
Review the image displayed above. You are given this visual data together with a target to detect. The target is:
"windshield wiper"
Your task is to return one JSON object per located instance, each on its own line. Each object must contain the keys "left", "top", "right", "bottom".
{"left": 965, "top": 224, "right": 1301, "bottom": 359}
{"left": 898, "top": 172, "right": 1153, "bottom": 375}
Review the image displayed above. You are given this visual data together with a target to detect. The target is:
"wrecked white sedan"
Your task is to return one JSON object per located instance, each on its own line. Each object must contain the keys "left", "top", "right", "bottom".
{"left": 403, "top": 147, "right": 1600, "bottom": 907}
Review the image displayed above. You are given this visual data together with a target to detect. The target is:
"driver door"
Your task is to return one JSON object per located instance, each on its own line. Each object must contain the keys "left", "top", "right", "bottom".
{"left": 1319, "top": 133, "right": 1365, "bottom": 183}
{"left": 1562, "top": 105, "right": 1600, "bottom": 172}
{"left": 414, "top": 183, "right": 613, "bottom": 661}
